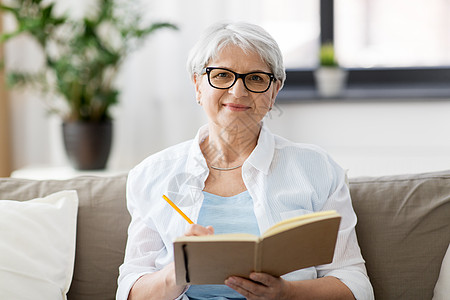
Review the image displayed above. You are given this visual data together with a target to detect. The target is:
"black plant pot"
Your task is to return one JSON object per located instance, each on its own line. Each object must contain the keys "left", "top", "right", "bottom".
{"left": 62, "top": 120, "right": 113, "bottom": 170}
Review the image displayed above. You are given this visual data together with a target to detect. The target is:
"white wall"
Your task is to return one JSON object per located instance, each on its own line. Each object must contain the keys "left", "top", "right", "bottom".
{"left": 5, "top": 0, "right": 450, "bottom": 178}
{"left": 266, "top": 100, "right": 450, "bottom": 177}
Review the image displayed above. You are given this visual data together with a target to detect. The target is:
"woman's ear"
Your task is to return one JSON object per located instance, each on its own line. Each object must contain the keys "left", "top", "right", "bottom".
{"left": 270, "top": 80, "right": 282, "bottom": 107}
{"left": 271, "top": 80, "right": 281, "bottom": 98}
{"left": 193, "top": 74, "right": 202, "bottom": 104}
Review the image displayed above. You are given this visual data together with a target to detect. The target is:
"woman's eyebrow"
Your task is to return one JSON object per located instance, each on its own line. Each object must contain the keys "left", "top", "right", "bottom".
{"left": 211, "top": 66, "right": 271, "bottom": 73}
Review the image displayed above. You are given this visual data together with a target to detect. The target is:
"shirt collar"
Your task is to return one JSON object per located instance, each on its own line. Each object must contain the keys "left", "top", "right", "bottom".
{"left": 246, "top": 124, "right": 275, "bottom": 175}
{"left": 186, "top": 124, "right": 209, "bottom": 178}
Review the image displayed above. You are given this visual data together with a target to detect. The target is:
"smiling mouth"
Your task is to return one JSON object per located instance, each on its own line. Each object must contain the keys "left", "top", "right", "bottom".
{"left": 223, "top": 103, "right": 250, "bottom": 111}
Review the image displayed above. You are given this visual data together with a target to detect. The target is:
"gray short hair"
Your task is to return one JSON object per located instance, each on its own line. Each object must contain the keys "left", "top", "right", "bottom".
{"left": 187, "top": 22, "right": 286, "bottom": 89}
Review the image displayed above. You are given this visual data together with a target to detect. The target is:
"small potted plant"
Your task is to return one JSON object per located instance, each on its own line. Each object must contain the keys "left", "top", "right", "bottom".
{"left": 0, "top": 0, "right": 177, "bottom": 170}
{"left": 314, "top": 42, "right": 348, "bottom": 98}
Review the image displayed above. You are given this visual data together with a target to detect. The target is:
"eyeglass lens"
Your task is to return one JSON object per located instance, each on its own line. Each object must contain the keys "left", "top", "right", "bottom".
{"left": 207, "top": 68, "right": 272, "bottom": 93}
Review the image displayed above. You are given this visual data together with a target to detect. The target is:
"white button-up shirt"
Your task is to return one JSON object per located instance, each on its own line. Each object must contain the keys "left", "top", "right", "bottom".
{"left": 117, "top": 124, "right": 374, "bottom": 300}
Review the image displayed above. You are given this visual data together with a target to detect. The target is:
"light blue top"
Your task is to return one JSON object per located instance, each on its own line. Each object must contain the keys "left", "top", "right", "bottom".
{"left": 185, "top": 190, "right": 259, "bottom": 300}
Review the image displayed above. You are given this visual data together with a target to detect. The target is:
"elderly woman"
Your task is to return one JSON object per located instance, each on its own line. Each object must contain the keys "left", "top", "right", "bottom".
{"left": 117, "top": 22, "right": 374, "bottom": 300}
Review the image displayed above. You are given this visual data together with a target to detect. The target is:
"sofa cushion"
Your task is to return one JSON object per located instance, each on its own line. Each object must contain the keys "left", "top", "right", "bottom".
{"left": 0, "top": 190, "right": 78, "bottom": 300}
{"left": 433, "top": 243, "right": 450, "bottom": 300}
{"left": 349, "top": 170, "right": 450, "bottom": 300}
{"left": 0, "top": 174, "right": 129, "bottom": 300}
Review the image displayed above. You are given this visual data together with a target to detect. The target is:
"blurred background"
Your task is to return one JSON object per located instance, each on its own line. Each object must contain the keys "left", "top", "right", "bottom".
{"left": 1, "top": 0, "right": 450, "bottom": 178}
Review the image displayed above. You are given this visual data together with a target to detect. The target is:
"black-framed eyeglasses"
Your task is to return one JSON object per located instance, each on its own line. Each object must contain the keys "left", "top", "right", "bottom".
{"left": 201, "top": 67, "right": 276, "bottom": 93}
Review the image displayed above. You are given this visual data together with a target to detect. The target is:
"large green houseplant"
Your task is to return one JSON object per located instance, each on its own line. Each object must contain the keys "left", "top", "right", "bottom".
{"left": 0, "top": 0, "right": 177, "bottom": 169}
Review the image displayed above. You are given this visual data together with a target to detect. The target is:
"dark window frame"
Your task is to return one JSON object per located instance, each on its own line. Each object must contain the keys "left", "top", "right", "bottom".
{"left": 278, "top": 0, "right": 450, "bottom": 102}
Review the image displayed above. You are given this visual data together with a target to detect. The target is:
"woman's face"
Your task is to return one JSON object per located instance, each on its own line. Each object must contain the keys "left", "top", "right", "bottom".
{"left": 194, "top": 44, "right": 281, "bottom": 131}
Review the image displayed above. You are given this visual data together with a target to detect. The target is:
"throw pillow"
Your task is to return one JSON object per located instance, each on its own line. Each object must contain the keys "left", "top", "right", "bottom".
{"left": 0, "top": 190, "right": 78, "bottom": 300}
{"left": 433, "top": 243, "right": 450, "bottom": 300}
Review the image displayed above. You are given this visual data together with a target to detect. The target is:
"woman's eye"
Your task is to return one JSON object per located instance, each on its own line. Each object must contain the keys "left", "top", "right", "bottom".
{"left": 249, "top": 74, "right": 263, "bottom": 82}
{"left": 212, "top": 72, "right": 233, "bottom": 80}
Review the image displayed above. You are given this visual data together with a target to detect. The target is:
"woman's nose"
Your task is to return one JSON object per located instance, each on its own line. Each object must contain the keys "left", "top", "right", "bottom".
{"left": 228, "top": 78, "right": 249, "bottom": 98}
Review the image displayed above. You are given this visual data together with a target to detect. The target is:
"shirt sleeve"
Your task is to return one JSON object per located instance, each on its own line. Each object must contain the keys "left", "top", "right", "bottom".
{"left": 316, "top": 158, "right": 375, "bottom": 300}
{"left": 116, "top": 169, "right": 166, "bottom": 300}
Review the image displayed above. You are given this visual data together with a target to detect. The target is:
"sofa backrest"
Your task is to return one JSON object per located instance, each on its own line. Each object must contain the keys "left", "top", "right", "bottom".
{"left": 0, "top": 174, "right": 129, "bottom": 300}
{"left": 1, "top": 170, "right": 449, "bottom": 300}
{"left": 349, "top": 170, "right": 450, "bottom": 300}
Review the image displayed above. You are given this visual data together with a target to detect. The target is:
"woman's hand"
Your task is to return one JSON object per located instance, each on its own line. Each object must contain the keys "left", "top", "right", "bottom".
{"left": 225, "top": 272, "right": 291, "bottom": 300}
{"left": 184, "top": 224, "right": 214, "bottom": 236}
{"left": 226, "top": 274, "right": 355, "bottom": 300}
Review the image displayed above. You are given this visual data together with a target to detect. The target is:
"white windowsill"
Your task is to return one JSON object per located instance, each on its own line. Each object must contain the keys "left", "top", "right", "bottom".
{"left": 10, "top": 165, "right": 129, "bottom": 180}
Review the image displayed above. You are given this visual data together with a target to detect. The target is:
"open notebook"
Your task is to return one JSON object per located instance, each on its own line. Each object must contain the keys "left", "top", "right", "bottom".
{"left": 174, "top": 210, "right": 341, "bottom": 285}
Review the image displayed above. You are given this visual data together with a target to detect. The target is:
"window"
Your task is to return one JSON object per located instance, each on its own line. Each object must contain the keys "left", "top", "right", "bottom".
{"left": 208, "top": 0, "right": 320, "bottom": 69}
{"left": 258, "top": 1, "right": 320, "bottom": 69}
{"left": 279, "top": 0, "right": 450, "bottom": 101}
{"left": 335, "top": 0, "right": 450, "bottom": 68}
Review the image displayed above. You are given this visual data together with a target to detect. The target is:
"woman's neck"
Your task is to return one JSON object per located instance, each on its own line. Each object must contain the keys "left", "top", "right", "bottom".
{"left": 202, "top": 122, "right": 261, "bottom": 166}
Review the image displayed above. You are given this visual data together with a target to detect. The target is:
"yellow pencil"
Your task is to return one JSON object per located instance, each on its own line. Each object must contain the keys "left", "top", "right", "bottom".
{"left": 162, "top": 194, "right": 194, "bottom": 224}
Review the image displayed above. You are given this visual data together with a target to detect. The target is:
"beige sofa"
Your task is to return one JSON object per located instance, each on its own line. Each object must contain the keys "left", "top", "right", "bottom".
{"left": 1, "top": 170, "right": 449, "bottom": 299}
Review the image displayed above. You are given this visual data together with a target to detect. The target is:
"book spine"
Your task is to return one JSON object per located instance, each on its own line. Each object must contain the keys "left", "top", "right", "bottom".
{"left": 182, "top": 244, "right": 190, "bottom": 283}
